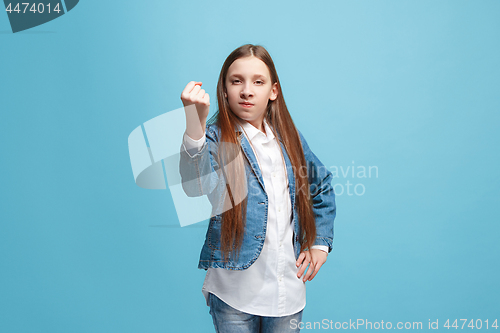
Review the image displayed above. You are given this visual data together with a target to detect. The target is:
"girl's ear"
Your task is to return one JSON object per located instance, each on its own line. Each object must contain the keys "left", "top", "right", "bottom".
{"left": 269, "top": 82, "right": 278, "bottom": 101}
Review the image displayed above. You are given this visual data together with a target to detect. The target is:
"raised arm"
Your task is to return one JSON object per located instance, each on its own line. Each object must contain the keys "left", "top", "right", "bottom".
{"left": 179, "top": 81, "right": 220, "bottom": 197}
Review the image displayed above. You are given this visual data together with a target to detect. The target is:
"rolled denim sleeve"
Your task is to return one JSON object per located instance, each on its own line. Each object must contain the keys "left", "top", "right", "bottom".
{"left": 311, "top": 245, "right": 329, "bottom": 254}
{"left": 297, "top": 130, "right": 336, "bottom": 253}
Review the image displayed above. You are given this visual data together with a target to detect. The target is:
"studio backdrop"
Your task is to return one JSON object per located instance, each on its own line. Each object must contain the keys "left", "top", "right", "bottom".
{"left": 1, "top": 0, "right": 499, "bottom": 332}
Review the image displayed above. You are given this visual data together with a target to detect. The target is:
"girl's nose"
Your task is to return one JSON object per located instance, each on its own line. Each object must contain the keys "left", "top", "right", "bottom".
{"left": 241, "top": 84, "right": 254, "bottom": 98}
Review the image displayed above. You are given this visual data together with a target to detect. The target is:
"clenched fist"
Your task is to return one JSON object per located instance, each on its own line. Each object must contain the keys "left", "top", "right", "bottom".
{"left": 181, "top": 81, "right": 210, "bottom": 140}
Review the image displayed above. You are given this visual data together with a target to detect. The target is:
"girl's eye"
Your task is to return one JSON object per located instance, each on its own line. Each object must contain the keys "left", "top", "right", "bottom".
{"left": 232, "top": 80, "right": 241, "bottom": 84}
{"left": 256, "top": 80, "right": 264, "bottom": 84}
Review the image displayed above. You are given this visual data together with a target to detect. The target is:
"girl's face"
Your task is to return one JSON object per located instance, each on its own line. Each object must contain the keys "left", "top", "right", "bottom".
{"left": 225, "top": 56, "right": 278, "bottom": 131}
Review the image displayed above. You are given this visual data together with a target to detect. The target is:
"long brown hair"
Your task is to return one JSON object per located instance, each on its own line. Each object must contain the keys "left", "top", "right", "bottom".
{"left": 207, "top": 44, "right": 316, "bottom": 261}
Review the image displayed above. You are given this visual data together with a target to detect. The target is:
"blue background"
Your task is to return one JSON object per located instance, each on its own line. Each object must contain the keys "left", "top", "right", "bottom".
{"left": 1, "top": 0, "right": 499, "bottom": 332}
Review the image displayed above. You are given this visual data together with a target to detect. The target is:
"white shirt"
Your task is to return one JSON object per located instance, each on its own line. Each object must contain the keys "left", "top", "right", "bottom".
{"left": 182, "top": 118, "right": 328, "bottom": 317}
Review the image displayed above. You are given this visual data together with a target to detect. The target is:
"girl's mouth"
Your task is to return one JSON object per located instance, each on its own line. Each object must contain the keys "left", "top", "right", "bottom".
{"left": 240, "top": 102, "right": 254, "bottom": 108}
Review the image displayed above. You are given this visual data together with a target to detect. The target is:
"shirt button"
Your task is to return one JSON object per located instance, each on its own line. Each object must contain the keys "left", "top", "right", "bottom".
{"left": 278, "top": 207, "right": 281, "bottom": 212}
{"left": 278, "top": 277, "right": 282, "bottom": 282}
{"left": 280, "top": 242, "right": 283, "bottom": 247}
{"left": 272, "top": 172, "right": 276, "bottom": 178}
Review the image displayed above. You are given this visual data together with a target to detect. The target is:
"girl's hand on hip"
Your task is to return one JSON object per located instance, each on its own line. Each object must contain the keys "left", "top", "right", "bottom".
{"left": 296, "top": 249, "right": 328, "bottom": 282}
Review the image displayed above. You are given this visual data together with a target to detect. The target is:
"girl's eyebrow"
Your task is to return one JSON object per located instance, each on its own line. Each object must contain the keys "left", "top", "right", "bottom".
{"left": 228, "top": 74, "right": 267, "bottom": 79}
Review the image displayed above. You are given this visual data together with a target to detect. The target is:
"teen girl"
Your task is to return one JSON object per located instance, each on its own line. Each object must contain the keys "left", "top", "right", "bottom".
{"left": 179, "top": 44, "right": 336, "bottom": 333}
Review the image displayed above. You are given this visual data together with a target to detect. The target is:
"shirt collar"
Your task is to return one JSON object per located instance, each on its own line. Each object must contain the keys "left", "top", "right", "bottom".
{"left": 237, "top": 118, "right": 275, "bottom": 143}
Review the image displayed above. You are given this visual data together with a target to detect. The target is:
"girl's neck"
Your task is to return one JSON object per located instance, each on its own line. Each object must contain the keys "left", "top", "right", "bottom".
{"left": 240, "top": 118, "right": 266, "bottom": 135}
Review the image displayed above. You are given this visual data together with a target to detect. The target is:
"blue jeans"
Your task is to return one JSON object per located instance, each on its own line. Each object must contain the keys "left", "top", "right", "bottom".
{"left": 208, "top": 293, "right": 303, "bottom": 333}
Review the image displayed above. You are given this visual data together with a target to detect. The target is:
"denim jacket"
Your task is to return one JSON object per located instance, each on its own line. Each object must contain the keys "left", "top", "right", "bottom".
{"left": 179, "top": 122, "right": 336, "bottom": 270}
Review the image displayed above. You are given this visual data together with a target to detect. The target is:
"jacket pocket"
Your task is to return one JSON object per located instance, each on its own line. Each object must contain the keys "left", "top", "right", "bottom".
{"left": 207, "top": 215, "right": 222, "bottom": 250}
